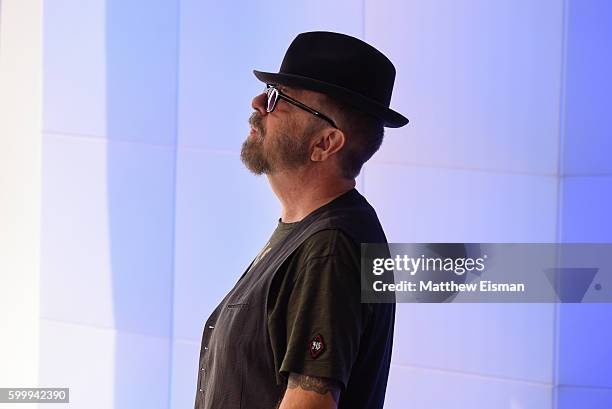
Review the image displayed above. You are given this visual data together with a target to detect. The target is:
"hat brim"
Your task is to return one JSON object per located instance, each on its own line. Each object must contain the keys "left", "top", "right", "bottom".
{"left": 253, "top": 70, "right": 409, "bottom": 128}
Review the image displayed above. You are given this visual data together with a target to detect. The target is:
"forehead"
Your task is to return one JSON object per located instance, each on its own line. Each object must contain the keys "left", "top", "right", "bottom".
{"left": 275, "top": 84, "right": 299, "bottom": 95}
{"left": 276, "top": 84, "right": 325, "bottom": 103}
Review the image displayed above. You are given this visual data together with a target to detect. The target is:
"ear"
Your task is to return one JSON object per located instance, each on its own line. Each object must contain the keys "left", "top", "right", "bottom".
{"left": 311, "top": 129, "right": 346, "bottom": 162}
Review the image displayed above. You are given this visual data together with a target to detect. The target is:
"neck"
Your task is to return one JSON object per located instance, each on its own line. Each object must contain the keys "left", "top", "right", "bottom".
{"left": 267, "top": 169, "right": 356, "bottom": 223}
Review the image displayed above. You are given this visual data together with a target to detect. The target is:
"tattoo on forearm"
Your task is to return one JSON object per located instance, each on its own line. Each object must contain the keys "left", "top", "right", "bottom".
{"left": 287, "top": 373, "right": 341, "bottom": 404}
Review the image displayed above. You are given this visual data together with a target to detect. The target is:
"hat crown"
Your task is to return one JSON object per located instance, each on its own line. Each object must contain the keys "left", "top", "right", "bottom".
{"left": 279, "top": 32, "right": 396, "bottom": 107}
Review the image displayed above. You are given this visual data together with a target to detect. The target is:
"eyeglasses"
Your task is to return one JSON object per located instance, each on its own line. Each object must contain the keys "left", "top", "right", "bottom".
{"left": 264, "top": 84, "right": 338, "bottom": 129}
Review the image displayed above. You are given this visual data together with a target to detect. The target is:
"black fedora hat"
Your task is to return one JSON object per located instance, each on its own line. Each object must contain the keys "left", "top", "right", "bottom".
{"left": 253, "top": 31, "right": 409, "bottom": 128}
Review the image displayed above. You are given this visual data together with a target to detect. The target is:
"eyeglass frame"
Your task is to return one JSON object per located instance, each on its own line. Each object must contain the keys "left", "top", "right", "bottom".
{"left": 264, "top": 84, "right": 338, "bottom": 129}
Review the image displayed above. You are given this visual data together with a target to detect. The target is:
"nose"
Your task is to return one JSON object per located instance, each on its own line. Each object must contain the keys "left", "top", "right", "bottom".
{"left": 251, "top": 92, "right": 268, "bottom": 115}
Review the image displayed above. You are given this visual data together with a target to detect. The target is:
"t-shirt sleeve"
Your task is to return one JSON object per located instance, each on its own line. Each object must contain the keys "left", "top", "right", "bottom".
{"left": 276, "top": 229, "right": 370, "bottom": 390}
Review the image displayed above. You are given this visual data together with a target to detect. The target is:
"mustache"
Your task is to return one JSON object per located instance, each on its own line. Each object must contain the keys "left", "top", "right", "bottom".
{"left": 248, "top": 111, "right": 265, "bottom": 136}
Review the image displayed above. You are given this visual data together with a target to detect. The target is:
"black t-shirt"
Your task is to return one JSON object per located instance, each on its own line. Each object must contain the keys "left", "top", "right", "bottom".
{"left": 195, "top": 188, "right": 394, "bottom": 409}
{"left": 256, "top": 218, "right": 389, "bottom": 407}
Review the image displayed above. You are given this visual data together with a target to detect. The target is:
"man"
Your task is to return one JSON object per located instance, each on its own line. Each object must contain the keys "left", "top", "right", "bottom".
{"left": 194, "top": 31, "right": 408, "bottom": 409}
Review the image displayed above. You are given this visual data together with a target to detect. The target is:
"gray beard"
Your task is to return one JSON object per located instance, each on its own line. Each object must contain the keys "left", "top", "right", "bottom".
{"left": 240, "top": 135, "right": 270, "bottom": 175}
{"left": 240, "top": 129, "right": 312, "bottom": 175}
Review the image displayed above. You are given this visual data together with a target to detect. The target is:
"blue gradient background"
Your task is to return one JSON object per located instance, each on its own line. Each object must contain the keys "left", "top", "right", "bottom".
{"left": 38, "top": 0, "right": 611, "bottom": 408}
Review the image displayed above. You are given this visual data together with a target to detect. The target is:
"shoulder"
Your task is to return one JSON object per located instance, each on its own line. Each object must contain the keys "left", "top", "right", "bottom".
{"left": 297, "top": 228, "right": 360, "bottom": 262}
{"left": 280, "top": 228, "right": 362, "bottom": 287}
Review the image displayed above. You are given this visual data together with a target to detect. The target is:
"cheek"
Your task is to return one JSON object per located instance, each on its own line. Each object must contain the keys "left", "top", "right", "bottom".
{"left": 266, "top": 116, "right": 291, "bottom": 140}
{"left": 266, "top": 113, "right": 287, "bottom": 130}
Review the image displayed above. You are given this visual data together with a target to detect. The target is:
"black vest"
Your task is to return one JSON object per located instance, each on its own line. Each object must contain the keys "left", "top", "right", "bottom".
{"left": 194, "top": 189, "right": 395, "bottom": 409}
